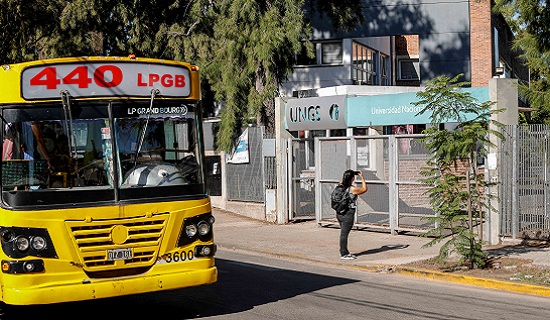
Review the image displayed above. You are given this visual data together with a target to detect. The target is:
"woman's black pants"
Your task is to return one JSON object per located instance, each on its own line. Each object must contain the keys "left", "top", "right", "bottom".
{"left": 336, "top": 211, "right": 354, "bottom": 256}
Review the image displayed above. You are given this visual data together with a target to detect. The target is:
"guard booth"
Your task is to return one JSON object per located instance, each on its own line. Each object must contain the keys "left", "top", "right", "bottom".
{"left": 285, "top": 95, "right": 348, "bottom": 221}
{"left": 281, "top": 83, "right": 512, "bottom": 240}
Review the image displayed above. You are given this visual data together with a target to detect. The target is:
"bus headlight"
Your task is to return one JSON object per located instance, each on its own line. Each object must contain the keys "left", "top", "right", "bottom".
{"left": 177, "top": 213, "right": 215, "bottom": 247}
{"left": 198, "top": 221, "right": 210, "bottom": 236}
{"left": 0, "top": 227, "right": 57, "bottom": 259}
{"left": 31, "top": 236, "right": 47, "bottom": 251}
{"left": 185, "top": 224, "right": 198, "bottom": 237}
{"left": 194, "top": 244, "right": 217, "bottom": 257}
{"left": 208, "top": 216, "right": 215, "bottom": 224}
{"left": 15, "top": 236, "right": 30, "bottom": 252}
{"left": 23, "top": 261, "right": 36, "bottom": 272}
{"left": 2, "top": 259, "right": 45, "bottom": 274}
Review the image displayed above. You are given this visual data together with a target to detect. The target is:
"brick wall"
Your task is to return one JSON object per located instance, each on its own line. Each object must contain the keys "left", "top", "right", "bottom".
{"left": 398, "top": 159, "right": 432, "bottom": 207}
{"left": 470, "top": 0, "right": 493, "bottom": 87}
{"left": 386, "top": 157, "right": 486, "bottom": 210}
{"left": 395, "top": 35, "right": 419, "bottom": 56}
{"left": 395, "top": 35, "right": 421, "bottom": 87}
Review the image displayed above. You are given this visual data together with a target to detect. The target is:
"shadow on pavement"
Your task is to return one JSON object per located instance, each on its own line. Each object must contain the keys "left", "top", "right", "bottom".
{"left": 355, "top": 244, "right": 410, "bottom": 257}
{"left": 3, "top": 258, "right": 358, "bottom": 319}
{"left": 485, "top": 243, "right": 550, "bottom": 256}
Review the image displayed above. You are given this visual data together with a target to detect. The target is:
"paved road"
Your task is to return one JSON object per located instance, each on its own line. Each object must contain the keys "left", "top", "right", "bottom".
{"left": 199, "top": 249, "right": 550, "bottom": 319}
{"left": 212, "top": 207, "right": 550, "bottom": 297}
{"left": 13, "top": 248, "right": 548, "bottom": 320}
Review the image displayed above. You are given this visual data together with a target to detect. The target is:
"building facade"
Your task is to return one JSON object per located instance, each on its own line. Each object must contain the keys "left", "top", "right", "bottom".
{"left": 211, "top": 1, "right": 529, "bottom": 237}
{"left": 281, "top": 0, "right": 527, "bottom": 97}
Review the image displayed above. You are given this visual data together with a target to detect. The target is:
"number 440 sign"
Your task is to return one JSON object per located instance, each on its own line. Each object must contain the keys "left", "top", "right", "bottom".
{"left": 21, "top": 62, "right": 191, "bottom": 100}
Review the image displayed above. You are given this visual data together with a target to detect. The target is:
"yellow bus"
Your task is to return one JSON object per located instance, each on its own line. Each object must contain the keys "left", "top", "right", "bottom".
{"left": 0, "top": 56, "right": 217, "bottom": 306}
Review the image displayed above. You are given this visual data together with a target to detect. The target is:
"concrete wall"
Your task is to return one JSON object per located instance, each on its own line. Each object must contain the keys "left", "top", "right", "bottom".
{"left": 211, "top": 195, "right": 266, "bottom": 221}
{"left": 487, "top": 78, "right": 519, "bottom": 245}
{"left": 280, "top": 37, "right": 393, "bottom": 96}
{"left": 308, "top": 0, "right": 472, "bottom": 84}
{"left": 209, "top": 149, "right": 268, "bottom": 221}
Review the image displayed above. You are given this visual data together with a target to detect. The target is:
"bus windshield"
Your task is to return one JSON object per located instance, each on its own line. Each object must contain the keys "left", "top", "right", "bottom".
{"left": 113, "top": 102, "right": 202, "bottom": 189}
{"left": 1, "top": 101, "right": 204, "bottom": 208}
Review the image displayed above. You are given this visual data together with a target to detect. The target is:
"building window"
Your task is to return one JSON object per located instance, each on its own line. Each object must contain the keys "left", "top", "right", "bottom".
{"left": 398, "top": 58, "right": 420, "bottom": 80}
{"left": 353, "top": 128, "right": 368, "bottom": 136}
{"left": 367, "top": 50, "right": 376, "bottom": 84}
{"left": 352, "top": 42, "right": 377, "bottom": 85}
{"left": 329, "top": 129, "right": 346, "bottom": 137}
{"left": 296, "top": 42, "right": 316, "bottom": 65}
{"left": 321, "top": 42, "right": 342, "bottom": 64}
{"left": 310, "top": 130, "right": 327, "bottom": 138}
{"left": 380, "top": 54, "right": 389, "bottom": 85}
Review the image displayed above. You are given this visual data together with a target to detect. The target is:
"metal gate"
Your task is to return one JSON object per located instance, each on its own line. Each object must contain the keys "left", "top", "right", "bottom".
{"left": 500, "top": 124, "right": 550, "bottom": 239}
{"left": 287, "top": 138, "right": 316, "bottom": 220}
{"left": 315, "top": 135, "right": 435, "bottom": 234}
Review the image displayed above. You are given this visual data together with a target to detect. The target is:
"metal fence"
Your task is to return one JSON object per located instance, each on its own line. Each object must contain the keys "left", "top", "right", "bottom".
{"left": 263, "top": 130, "right": 277, "bottom": 190}
{"left": 222, "top": 124, "right": 550, "bottom": 239}
{"left": 226, "top": 126, "right": 265, "bottom": 202}
{"left": 288, "top": 138, "right": 316, "bottom": 219}
{"left": 224, "top": 126, "right": 277, "bottom": 203}
{"left": 315, "top": 135, "right": 435, "bottom": 234}
{"left": 500, "top": 124, "right": 550, "bottom": 239}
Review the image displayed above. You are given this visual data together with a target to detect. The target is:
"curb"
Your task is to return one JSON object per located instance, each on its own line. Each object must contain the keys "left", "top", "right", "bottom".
{"left": 218, "top": 245, "right": 383, "bottom": 273}
{"left": 218, "top": 245, "right": 550, "bottom": 298}
{"left": 396, "top": 267, "right": 550, "bottom": 298}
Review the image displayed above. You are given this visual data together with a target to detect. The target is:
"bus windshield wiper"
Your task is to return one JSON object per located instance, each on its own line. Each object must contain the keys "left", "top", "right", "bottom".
{"left": 60, "top": 90, "right": 78, "bottom": 160}
{"left": 133, "top": 89, "right": 160, "bottom": 168}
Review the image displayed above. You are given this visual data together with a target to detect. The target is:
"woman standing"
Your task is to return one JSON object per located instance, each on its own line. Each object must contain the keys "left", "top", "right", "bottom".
{"left": 335, "top": 169, "right": 368, "bottom": 260}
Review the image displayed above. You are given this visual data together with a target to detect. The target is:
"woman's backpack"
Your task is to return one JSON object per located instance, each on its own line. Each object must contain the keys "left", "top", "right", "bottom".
{"left": 331, "top": 184, "right": 351, "bottom": 214}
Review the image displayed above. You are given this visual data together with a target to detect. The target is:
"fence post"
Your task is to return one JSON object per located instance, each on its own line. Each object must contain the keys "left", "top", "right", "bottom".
{"left": 488, "top": 78, "right": 519, "bottom": 245}
{"left": 389, "top": 135, "right": 398, "bottom": 235}
{"left": 275, "top": 97, "right": 293, "bottom": 224}
{"left": 511, "top": 126, "right": 518, "bottom": 239}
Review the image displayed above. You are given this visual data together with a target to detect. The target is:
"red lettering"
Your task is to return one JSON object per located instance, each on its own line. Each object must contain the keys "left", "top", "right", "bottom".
{"left": 94, "top": 65, "right": 123, "bottom": 88}
{"left": 175, "top": 75, "right": 185, "bottom": 87}
{"left": 137, "top": 73, "right": 185, "bottom": 87}
{"left": 137, "top": 73, "right": 147, "bottom": 86}
{"left": 161, "top": 74, "right": 173, "bottom": 87}
{"left": 63, "top": 66, "right": 92, "bottom": 88}
{"left": 25, "top": 64, "right": 190, "bottom": 98}
{"left": 29, "top": 67, "right": 61, "bottom": 90}
{"left": 149, "top": 73, "right": 160, "bottom": 85}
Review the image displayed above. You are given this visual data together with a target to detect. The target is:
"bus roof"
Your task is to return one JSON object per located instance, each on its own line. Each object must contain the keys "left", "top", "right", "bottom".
{"left": 0, "top": 56, "right": 200, "bottom": 104}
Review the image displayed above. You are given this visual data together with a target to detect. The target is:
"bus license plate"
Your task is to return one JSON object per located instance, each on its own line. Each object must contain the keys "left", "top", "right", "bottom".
{"left": 108, "top": 248, "right": 133, "bottom": 261}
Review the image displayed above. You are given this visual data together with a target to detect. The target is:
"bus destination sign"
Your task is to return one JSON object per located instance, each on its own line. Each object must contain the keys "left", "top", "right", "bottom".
{"left": 21, "top": 62, "right": 191, "bottom": 100}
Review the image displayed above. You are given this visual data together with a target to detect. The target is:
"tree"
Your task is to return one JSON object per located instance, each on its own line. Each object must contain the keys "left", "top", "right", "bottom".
{"left": 1, "top": 0, "right": 221, "bottom": 113}
{"left": 0, "top": 1, "right": 60, "bottom": 62}
{"left": 494, "top": 0, "right": 550, "bottom": 124}
{"left": 203, "top": 0, "right": 308, "bottom": 150}
{"left": 204, "top": 0, "right": 364, "bottom": 151}
{"left": 494, "top": 0, "right": 550, "bottom": 52}
{"left": 0, "top": 0, "right": 363, "bottom": 152}
{"left": 414, "top": 74, "right": 503, "bottom": 269}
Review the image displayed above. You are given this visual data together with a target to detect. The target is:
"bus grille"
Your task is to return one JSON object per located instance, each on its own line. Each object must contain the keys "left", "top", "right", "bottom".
{"left": 67, "top": 214, "right": 168, "bottom": 270}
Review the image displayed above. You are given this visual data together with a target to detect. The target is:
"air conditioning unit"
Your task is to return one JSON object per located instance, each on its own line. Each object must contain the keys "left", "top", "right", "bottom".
{"left": 292, "top": 89, "right": 316, "bottom": 98}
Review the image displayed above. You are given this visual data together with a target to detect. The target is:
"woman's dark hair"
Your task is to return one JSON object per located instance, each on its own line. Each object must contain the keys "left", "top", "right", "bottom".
{"left": 341, "top": 169, "right": 356, "bottom": 188}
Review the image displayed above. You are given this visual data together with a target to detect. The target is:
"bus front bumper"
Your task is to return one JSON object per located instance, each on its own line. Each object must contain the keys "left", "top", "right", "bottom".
{"left": 1, "top": 265, "right": 218, "bottom": 305}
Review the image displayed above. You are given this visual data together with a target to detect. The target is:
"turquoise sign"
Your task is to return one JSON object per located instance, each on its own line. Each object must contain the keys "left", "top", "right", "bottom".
{"left": 346, "top": 87, "right": 489, "bottom": 127}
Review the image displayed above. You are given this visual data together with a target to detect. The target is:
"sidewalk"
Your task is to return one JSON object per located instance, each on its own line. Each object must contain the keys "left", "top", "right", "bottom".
{"left": 212, "top": 207, "right": 550, "bottom": 297}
